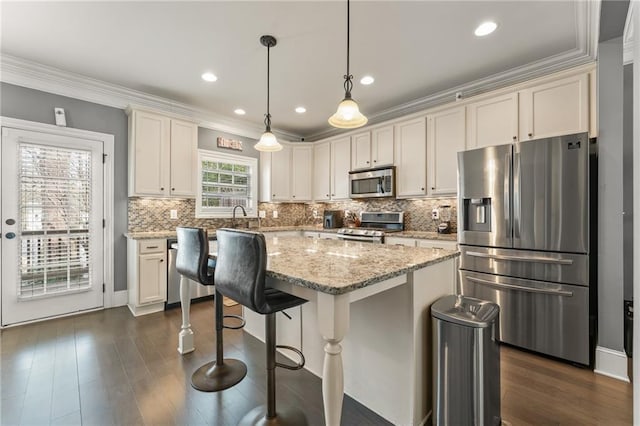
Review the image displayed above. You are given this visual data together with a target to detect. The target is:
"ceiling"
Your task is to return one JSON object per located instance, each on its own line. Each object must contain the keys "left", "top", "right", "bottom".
{"left": 1, "top": 1, "right": 598, "bottom": 140}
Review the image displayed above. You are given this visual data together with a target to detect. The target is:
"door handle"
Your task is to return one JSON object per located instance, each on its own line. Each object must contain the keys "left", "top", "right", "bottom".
{"left": 466, "top": 276, "right": 573, "bottom": 297}
{"left": 5, "top": 232, "right": 16, "bottom": 239}
{"left": 466, "top": 251, "right": 574, "bottom": 265}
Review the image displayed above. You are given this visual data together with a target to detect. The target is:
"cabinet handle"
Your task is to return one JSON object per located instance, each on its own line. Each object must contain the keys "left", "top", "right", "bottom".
{"left": 528, "top": 133, "right": 533, "bottom": 137}
{"left": 146, "top": 246, "right": 159, "bottom": 249}
{"left": 512, "top": 136, "right": 517, "bottom": 141}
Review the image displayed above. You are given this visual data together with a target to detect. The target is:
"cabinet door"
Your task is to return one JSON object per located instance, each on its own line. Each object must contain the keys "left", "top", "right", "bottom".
{"left": 467, "top": 92, "right": 519, "bottom": 148}
{"left": 169, "top": 119, "right": 198, "bottom": 197}
{"left": 331, "top": 137, "right": 351, "bottom": 200}
{"left": 519, "top": 73, "right": 589, "bottom": 141}
{"left": 351, "top": 132, "right": 371, "bottom": 170}
{"left": 313, "top": 142, "right": 331, "bottom": 201}
{"left": 130, "top": 111, "right": 170, "bottom": 196}
{"left": 427, "top": 106, "right": 466, "bottom": 196}
{"left": 138, "top": 252, "right": 167, "bottom": 304}
{"left": 394, "top": 118, "right": 427, "bottom": 197}
{"left": 291, "top": 145, "right": 312, "bottom": 201}
{"left": 372, "top": 125, "right": 394, "bottom": 167}
{"left": 270, "top": 144, "right": 291, "bottom": 201}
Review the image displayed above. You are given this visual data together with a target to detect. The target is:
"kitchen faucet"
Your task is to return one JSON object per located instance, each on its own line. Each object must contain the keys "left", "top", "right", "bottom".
{"left": 232, "top": 205, "right": 247, "bottom": 228}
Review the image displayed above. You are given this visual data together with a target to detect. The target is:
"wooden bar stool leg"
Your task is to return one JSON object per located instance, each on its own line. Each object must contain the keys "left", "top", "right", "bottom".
{"left": 191, "top": 290, "right": 247, "bottom": 392}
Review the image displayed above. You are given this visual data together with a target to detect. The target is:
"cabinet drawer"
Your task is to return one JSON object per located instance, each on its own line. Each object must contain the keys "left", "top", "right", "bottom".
{"left": 139, "top": 239, "right": 165, "bottom": 254}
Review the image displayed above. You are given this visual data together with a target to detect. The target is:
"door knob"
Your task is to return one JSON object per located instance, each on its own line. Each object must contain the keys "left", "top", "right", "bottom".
{"left": 5, "top": 232, "right": 16, "bottom": 239}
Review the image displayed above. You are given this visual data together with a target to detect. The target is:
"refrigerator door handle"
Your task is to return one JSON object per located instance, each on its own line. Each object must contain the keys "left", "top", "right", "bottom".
{"left": 466, "top": 251, "right": 574, "bottom": 265}
{"left": 466, "top": 276, "right": 574, "bottom": 297}
{"left": 513, "top": 151, "right": 521, "bottom": 240}
{"left": 504, "top": 151, "right": 511, "bottom": 237}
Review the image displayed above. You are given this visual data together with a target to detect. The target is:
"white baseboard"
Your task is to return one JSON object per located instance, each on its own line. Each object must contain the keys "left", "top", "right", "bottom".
{"left": 113, "top": 290, "right": 128, "bottom": 307}
{"left": 594, "top": 346, "right": 630, "bottom": 382}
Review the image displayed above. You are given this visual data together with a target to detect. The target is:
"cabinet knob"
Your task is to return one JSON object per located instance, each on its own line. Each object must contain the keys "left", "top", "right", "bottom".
{"left": 373, "top": 160, "right": 377, "bottom": 163}
{"left": 292, "top": 195, "right": 296, "bottom": 198}
{"left": 421, "top": 187, "right": 425, "bottom": 191}
{"left": 431, "top": 187, "right": 435, "bottom": 190}
{"left": 512, "top": 136, "right": 517, "bottom": 141}
{"left": 160, "top": 187, "right": 164, "bottom": 191}
{"left": 272, "top": 194, "right": 275, "bottom": 197}
{"left": 331, "top": 193, "right": 335, "bottom": 196}
{"left": 160, "top": 259, "right": 164, "bottom": 263}
{"left": 366, "top": 160, "right": 370, "bottom": 164}
{"left": 171, "top": 187, "right": 175, "bottom": 191}
{"left": 528, "top": 133, "right": 533, "bottom": 137}
{"left": 326, "top": 194, "right": 329, "bottom": 197}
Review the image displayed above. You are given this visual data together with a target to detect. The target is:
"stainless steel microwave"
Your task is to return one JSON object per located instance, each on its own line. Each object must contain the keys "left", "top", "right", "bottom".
{"left": 349, "top": 167, "right": 395, "bottom": 199}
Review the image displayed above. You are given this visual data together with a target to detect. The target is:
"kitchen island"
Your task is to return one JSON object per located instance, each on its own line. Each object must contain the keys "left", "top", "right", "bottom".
{"left": 178, "top": 235, "right": 459, "bottom": 426}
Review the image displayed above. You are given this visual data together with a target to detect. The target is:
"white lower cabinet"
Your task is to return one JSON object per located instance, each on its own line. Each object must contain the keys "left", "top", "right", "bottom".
{"left": 384, "top": 236, "right": 417, "bottom": 247}
{"left": 416, "top": 239, "right": 458, "bottom": 250}
{"left": 303, "top": 231, "right": 340, "bottom": 240}
{"left": 127, "top": 238, "right": 167, "bottom": 316}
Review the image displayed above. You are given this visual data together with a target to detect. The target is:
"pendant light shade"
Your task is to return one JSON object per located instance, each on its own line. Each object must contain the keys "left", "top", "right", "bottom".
{"left": 328, "top": 0, "right": 367, "bottom": 129}
{"left": 254, "top": 35, "right": 283, "bottom": 152}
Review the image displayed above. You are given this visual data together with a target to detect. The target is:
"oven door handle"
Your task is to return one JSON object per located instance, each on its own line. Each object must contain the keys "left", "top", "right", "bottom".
{"left": 466, "top": 251, "right": 573, "bottom": 265}
{"left": 465, "top": 276, "right": 574, "bottom": 297}
{"left": 337, "top": 235, "right": 380, "bottom": 242}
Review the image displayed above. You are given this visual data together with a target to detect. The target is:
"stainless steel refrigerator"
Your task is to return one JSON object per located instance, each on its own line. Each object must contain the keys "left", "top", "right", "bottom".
{"left": 457, "top": 132, "right": 596, "bottom": 366}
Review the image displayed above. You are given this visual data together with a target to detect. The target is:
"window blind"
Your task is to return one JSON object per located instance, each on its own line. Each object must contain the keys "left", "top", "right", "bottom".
{"left": 18, "top": 144, "right": 93, "bottom": 298}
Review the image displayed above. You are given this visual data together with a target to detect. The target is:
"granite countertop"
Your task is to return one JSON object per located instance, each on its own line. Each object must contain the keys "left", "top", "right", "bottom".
{"left": 125, "top": 226, "right": 457, "bottom": 241}
{"left": 209, "top": 236, "right": 460, "bottom": 295}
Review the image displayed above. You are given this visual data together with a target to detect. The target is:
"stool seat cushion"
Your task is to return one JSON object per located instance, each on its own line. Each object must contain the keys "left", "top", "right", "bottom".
{"left": 215, "top": 229, "right": 306, "bottom": 315}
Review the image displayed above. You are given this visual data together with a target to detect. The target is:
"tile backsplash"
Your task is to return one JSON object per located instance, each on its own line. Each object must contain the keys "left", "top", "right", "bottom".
{"left": 128, "top": 197, "right": 457, "bottom": 233}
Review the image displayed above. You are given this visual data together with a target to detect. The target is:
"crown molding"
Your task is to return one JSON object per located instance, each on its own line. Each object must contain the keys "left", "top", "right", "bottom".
{"left": 623, "top": 1, "right": 634, "bottom": 65}
{"left": 0, "top": 54, "right": 302, "bottom": 142}
{"left": 307, "top": 0, "right": 599, "bottom": 141}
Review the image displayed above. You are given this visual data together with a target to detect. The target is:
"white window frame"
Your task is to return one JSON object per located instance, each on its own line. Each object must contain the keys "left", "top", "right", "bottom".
{"left": 196, "top": 149, "right": 258, "bottom": 218}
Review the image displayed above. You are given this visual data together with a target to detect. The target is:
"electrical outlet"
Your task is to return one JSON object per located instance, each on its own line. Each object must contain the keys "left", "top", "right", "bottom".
{"left": 431, "top": 208, "right": 439, "bottom": 220}
{"left": 170, "top": 209, "right": 178, "bottom": 220}
{"left": 272, "top": 210, "right": 278, "bottom": 219}
{"left": 312, "top": 209, "right": 318, "bottom": 219}
{"left": 259, "top": 210, "right": 266, "bottom": 218}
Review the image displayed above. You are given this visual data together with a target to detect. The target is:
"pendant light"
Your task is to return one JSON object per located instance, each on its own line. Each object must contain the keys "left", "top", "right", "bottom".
{"left": 254, "top": 35, "right": 283, "bottom": 152}
{"left": 328, "top": 0, "right": 368, "bottom": 129}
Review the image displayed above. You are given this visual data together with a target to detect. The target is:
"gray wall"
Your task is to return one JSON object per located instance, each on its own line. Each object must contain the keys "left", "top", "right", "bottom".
{"left": 198, "top": 127, "right": 259, "bottom": 159}
{"left": 0, "top": 82, "right": 129, "bottom": 292}
{"left": 597, "top": 38, "right": 624, "bottom": 351}
{"left": 623, "top": 64, "right": 633, "bottom": 301}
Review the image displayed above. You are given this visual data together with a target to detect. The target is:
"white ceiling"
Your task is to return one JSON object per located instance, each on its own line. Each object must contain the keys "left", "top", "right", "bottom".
{"left": 0, "top": 1, "right": 597, "bottom": 140}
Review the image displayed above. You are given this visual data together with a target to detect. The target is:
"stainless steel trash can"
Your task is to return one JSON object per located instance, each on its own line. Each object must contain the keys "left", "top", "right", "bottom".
{"left": 432, "top": 295, "right": 501, "bottom": 426}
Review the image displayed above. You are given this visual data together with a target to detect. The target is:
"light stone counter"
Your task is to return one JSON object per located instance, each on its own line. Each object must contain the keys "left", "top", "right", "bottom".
{"left": 242, "top": 236, "right": 459, "bottom": 295}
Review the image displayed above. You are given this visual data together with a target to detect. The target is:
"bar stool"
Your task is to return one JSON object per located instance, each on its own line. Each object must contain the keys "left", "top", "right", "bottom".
{"left": 215, "top": 228, "right": 308, "bottom": 426}
{"left": 175, "top": 227, "right": 247, "bottom": 392}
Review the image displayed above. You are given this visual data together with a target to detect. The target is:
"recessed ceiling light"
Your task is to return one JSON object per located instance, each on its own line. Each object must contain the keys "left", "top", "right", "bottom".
{"left": 360, "top": 76, "right": 375, "bottom": 85}
{"left": 234, "top": 109, "right": 246, "bottom": 115}
{"left": 201, "top": 72, "right": 218, "bottom": 82}
{"left": 295, "top": 106, "right": 307, "bottom": 114}
{"left": 475, "top": 21, "right": 497, "bottom": 37}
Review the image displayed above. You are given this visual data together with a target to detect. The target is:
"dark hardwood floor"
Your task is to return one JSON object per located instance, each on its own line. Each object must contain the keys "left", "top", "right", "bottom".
{"left": 1, "top": 301, "right": 633, "bottom": 426}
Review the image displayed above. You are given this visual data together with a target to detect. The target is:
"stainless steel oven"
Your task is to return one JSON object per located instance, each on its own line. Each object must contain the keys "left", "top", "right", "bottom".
{"left": 336, "top": 211, "right": 404, "bottom": 243}
{"left": 349, "top": 166, "right": 395, "bottom": 199}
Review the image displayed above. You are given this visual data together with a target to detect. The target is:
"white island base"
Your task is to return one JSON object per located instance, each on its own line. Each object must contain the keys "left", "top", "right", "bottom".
{"left": 242, "top": 258, "right": 456, "bottom": 425}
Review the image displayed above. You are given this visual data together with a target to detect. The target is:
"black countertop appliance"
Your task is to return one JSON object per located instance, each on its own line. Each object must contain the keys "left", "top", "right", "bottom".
{"left": 323, "top": 210, "right": 344, "bottom": 229}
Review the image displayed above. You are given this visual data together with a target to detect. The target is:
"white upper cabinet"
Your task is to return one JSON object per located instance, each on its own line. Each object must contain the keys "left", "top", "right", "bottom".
{"left": 351, "top": 132, "right": 372, "bottom": 170}
{"left": 169, "top": 119, "right": 198, "bottom": 196}
{"left": 331, "top": 137, "right": 351, "bottom": 200}
{"left": 350, "top": 125, "right": 394, "bottom": 171}
{"left": 371, "top": 126, "right": 394, "bottom": 167}
{"left": 291, "top": 145, "right": 312, "bottom": 201}
{"left": 269, "top": 144, "right": 292, "bottom": 201}
{"left": 427, "top": 106, "right": 466, "bottom": 196}
{"left": 260, "top": 143, "right": 313, "bottom": 202}
{"left": 128, "top": 109, "right": 197, "bottom": 198}
{"left": 467, "top": 92, "right": 519, "bottom": 148}
{"left": 394, "top": 118, "right": 427, "bottom": 198}
{"left": 518, "top": 73, "right": 589, "bottom": 141}
{"left": 313, "top": 142, "right": 331, "bottom": 201}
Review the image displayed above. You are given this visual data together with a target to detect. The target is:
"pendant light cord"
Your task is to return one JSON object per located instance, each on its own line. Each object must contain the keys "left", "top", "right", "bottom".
{"left": 265, "top": 41, "right": 272, "bottom": 131}
{"left": 343, "top": 0, "right": 354, "bottom": 98}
